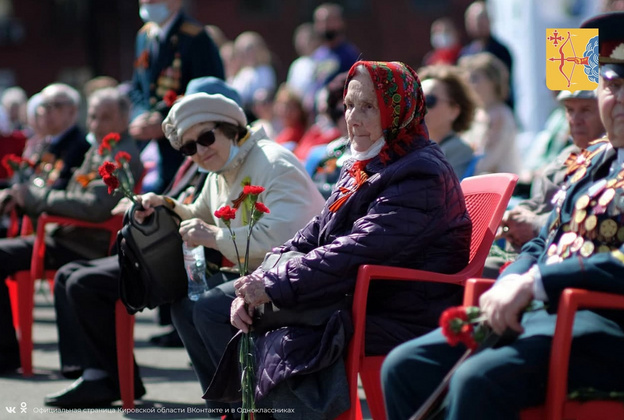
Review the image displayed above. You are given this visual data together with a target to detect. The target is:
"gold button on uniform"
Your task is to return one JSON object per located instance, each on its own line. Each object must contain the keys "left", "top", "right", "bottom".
{"left": 599, "top": 219, "right": 618, "bottom": 239}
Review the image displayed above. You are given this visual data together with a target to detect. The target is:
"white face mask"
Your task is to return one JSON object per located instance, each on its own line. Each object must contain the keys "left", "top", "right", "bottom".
{"left": 431, "top": 32, "right": 455, "bottom": 49}
{"left": 86, "top": 132, "right": 97, "bottom": 146}
{"left": 139, "top": 3, "right": 171, "bottom": 25}
{"left": 201, "top": 143, "right": 240, "bottom": 173}
{"left": 350, "top": 137, "right": 386, "bottom": 161}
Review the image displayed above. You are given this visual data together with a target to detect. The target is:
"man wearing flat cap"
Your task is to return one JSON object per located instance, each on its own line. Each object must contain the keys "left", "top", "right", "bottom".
{"left": 381, "top": 12, "right": 624, "bottom": 420}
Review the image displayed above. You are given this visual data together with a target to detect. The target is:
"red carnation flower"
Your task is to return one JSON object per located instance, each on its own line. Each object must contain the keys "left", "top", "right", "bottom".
{"left": 98, "top": 132, "right": 121, "bottom": 155}
{"left": 440, "top": 307, "right": 469, "bottom": 347}
{"left": 243, "top": 185, "right": 265, "bottom": 195}
{"left": 102, "top": 174, "right": 120, "bottom": 194}
{"left": 98, "top": 161, "right": 117, "bottom": 178}
{"left": 163, "top": 90, "right": 179, "bottom": 107}
{"left": 254, "top": 202, "right": 270, "bottom": 214}
{"left": 114, "top": 151, "right": 132, "bottom": 167}
{"left": 214, "top": 205, "right": 237, "bottom": 221}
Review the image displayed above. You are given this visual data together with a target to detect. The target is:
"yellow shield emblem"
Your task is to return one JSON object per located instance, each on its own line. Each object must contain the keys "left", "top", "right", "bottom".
{"left": 546, "top": 28, "right": 599, "bottom": 92}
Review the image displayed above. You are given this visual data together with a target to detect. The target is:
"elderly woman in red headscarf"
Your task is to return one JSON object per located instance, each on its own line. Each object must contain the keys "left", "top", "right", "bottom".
{"left": 209, "top": 61, "right": 471, "bottom": 418}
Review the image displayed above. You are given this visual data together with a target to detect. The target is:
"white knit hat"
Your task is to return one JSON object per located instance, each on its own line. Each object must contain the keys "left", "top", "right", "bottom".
{"left": 162, "top": 93, "right": 247, "bottom": 149}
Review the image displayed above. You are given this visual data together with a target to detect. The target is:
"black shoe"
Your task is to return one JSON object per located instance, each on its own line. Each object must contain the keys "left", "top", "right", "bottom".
{"left": 61, "top": 366, "right": 83, "bottom": 380}
{"left": 148, "top": 329, "right": 183, "bottom": 348}
{"left": 0, "top": 352, "right": 20, "bottom": 375}
{"left": 44, "top": 378, "right": 120, "bottom": 408}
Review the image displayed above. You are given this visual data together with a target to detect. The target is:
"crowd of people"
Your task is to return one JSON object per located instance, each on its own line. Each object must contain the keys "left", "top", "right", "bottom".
{"left": 0, "top": 0, "right": 623, "bottom": 419}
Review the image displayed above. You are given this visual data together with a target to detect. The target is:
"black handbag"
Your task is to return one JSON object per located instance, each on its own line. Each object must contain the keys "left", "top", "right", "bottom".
{"left": 252, "top": 251, "right": 352, "bottom": 333}
{"left": 118, "top": 203, "right": 187, "bottom": 314}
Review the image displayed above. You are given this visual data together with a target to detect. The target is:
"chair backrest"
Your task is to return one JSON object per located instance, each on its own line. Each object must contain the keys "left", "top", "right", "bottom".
{"left": 458, "top": 173, "right": 518, "bottom": 278}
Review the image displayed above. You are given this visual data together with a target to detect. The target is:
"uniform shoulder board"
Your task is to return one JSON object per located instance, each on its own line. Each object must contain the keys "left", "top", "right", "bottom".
{"left": 180, "top": 21, "right": 203, "bottom": 36}
{"left": 139, "top": 22, "right": 156, "bottom": 34}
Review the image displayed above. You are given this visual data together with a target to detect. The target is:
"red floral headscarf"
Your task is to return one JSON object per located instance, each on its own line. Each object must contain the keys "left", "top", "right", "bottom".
{"left": 345, "top": 61, "right": 428, "bottom": 164}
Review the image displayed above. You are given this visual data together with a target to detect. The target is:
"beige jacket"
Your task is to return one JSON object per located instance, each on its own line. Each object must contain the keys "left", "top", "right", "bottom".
{"left": 171, "top": 128, "right": 325, "bottom": 270}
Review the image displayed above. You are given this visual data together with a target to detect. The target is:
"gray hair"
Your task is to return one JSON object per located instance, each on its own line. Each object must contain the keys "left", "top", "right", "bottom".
{"left": 40, "top": 83, "right": 81, "bottom": 108}
{"left": 88, "top": 87, "right": 131, "bottom": 120}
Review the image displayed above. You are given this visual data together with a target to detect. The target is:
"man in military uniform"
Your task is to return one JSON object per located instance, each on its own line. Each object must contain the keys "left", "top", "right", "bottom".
{"left": 129, "top": 0, "right": 223, "bottom": 193}
{"left": 381, "top": 12, "right": 624, "bottom": 420}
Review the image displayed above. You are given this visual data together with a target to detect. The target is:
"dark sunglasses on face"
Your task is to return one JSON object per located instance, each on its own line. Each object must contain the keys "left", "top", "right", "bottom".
{"left": 179, "top": 126, "right": 219, "bottom": 156}
{"left": 424, "top": 94, "right": 452, "bottom": 110}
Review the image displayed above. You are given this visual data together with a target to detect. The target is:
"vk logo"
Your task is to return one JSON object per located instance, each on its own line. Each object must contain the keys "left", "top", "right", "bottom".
{"left": 5, "top": 407, "right": 16, "bottom": 413}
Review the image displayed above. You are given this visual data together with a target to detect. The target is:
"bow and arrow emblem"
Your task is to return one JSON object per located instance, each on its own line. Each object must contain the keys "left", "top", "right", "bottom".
{"left": 548, "top": 31, "right": 589, "bottom": 88}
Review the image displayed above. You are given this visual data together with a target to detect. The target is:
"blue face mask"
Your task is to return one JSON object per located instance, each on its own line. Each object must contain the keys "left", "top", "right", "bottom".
{"left": 139, "top": 3, "right": 171, "bottom": 25}
{"left": 199, "top": 143, "right": 240, "bottom": 173}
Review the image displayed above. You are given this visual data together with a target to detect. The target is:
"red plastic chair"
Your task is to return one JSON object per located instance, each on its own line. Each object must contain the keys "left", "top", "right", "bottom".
{"left": 337, "top": 173, "right": 518, "bottom": 420}
{"left": 464, "top": 278, "right": 624, "bottom": 420}
{"left": 16, "top": 213, "right": 124, "bottom": 376}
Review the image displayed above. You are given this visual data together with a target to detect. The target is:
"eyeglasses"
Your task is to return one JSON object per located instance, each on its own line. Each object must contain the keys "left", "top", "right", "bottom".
{"left": 40, "top": 101, "right": 72, "bottom": 111}
{"left": 179, "top": 126, "right": 219, "bottom": 156}
{"left": 424, "top": 94, "right": 452, "bottom": 109}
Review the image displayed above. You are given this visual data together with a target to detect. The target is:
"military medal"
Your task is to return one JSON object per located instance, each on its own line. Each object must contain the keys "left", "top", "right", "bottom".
{"left": 570, "top": 236, "right": 584, "bottom": 253}
{"left": 580, "top": 241, "right": 595, "bottom": 257}
{"left": 570, "top": 166, "right": 587, "bottom": 183}
{"left": 575, "top": 195, "right": 590, "bottom": 211}
{"left": 599, "top": 219, "right": 618, "bottom": 239}
{"left": 585, "top": 214, "right": 598, "bottom": 231}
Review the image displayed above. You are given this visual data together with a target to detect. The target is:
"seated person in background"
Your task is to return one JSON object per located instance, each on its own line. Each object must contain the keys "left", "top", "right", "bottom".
{"left": 418, "top": 64, "right": 477, "bottom": 179}
{"left": 460, "top": 52, "right": 520, "bottom": 175}
{"left": 294, "top": 71, "right": 347, "bottom": 167}
{"left": 133, "top": 91, "right": 325, "bottom": 413}
{"left": 519, "top": 90, "right": 571, "bottom": 185}
{"left": 31, "top": 83, "right": 90, "bottom": 190}
{"left": 501, "top": 89, "right": 604, "bottom": 250}
{"left": 483, "top": 89, "right": 605, "bottom": 277}
{"left": 21, "top": 93, "right": 48, "bottom": 162}
{"left": 223, "top": 60, "right": 472, "bottom": 418}
{"left": 272, "top": 83, "right": 308, "bottom": 151}
{"left": 249, "top": 88, "right": 279, "bottom": 140}
{"left": 0, "top": 87, "right": 142, "bottom": 374}
{"left": 423, "top": 17, "right": 462, "bottom": 66}
{"left": 381, "top": 13, "right": 624, "bottom": 419}
{"left": 45, "top": 78, "right": 243, "bottom": 410}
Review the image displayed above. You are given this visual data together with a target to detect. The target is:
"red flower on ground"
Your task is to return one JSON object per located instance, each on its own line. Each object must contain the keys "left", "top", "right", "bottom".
{"left": 163, "top": 90, "right": 179, "bottom": 107}
{"left": 214, "top": 205, "right": 237, "bottom": 221}
{"left": 102, "top": 174, "right": 120, "bottom": 194}
{"left": 254, "top": 202, "right": 270, "bottom": 214}
{"left": 98, "top": 161, "right": 117, "bottom": 178}
{"left": 98, "top": 132, "right": 121, "bottom": 156}
{"left": 243, "top": 185, "right": 265, "bottom": 195}
{"left": 114, "top": 151, "right": 132, "bottom": 166}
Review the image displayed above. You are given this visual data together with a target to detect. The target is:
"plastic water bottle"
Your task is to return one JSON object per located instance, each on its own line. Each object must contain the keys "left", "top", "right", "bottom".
{"left": 182, "top": 243, "right": 208, "bottom": 301}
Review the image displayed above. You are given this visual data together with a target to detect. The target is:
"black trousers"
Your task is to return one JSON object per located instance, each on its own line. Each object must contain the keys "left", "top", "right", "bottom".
{"left": 0, "top": 236, "right": 83, "bottom": 357}
{"left": 54, "top": 255, "right": 142, "bottom": 387}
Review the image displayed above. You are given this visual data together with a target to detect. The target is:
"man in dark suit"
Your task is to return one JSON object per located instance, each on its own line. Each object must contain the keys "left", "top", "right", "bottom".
{"left": 382, "top": 12, "right": 624, "bottom": 420}
{"left": 128, "top": 0, "right": 224, "bottom": 194}
{"left": 0, "top": 87, "right": 143, "bottom": 375}
{"left": 32, "top": 83, "right": 90, "bottom": 191}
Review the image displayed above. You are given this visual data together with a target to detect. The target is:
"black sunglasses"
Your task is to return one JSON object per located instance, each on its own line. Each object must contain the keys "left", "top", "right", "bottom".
{"left": 424, "top": 94, "right": 453, "bottom": 110}
{"left": 179, "top": 126, "right": 219, "bottom": 156}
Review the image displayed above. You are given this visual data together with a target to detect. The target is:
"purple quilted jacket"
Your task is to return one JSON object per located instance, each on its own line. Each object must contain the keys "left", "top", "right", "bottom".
{"left": 254, "top": 137, "right": 471, "bottom": 399}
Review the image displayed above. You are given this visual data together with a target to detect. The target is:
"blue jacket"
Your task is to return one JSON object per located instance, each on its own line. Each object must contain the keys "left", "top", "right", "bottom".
{"left": 255, "top": 137, "right": 472, "bottom": 399}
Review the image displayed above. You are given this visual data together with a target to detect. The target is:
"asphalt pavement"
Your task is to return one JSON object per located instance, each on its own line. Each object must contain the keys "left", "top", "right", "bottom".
{"left": 0, "top": 284, "right": 372, "bottom": 420}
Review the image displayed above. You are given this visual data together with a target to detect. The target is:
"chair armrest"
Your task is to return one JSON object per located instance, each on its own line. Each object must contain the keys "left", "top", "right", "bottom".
{"left": 30, "top": 213, "right": 124, "bottom": 280}
{"left": 546, "top": 288, "right": 624, "bottom": 420}
{"left": 463, "top": 278, "right": 495, "bottom": 306}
